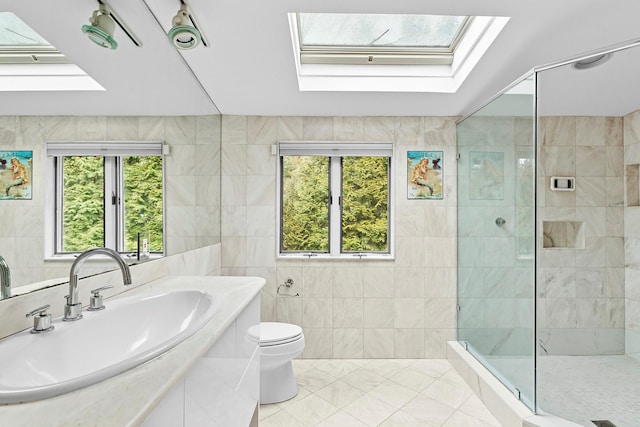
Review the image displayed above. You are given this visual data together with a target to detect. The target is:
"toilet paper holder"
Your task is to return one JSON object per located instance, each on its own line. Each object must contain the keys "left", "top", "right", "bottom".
{"left": 277, "top": 278, "right": 299, "bottom": 296}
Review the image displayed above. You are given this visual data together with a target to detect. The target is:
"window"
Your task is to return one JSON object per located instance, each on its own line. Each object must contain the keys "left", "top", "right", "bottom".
{"left": 288, "top": 12, "right": 510, "bottom": 93}
{"left": 45, "top": 141, "right": 165, "bottom": 257}
{"left": 0, "top": 12, "right": 102, "bottom": 91}
{"left": 298, "top": 13, "right": 471, "bottom": 66}
{"left": 278, "top": 142, "right": 393, "bottom": 258}
{"left": 0, "top": 12, "right": 66, "bottom": 64}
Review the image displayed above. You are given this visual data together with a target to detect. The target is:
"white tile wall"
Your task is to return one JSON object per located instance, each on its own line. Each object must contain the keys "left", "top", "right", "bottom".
{"left": 624, "top": 109, "right": 640, "bottom": 361}
{"left": 539, "top": 116, "right": 625, "bottom": 355}
{"left": 220, "top": 115, "right": 458, "bottom": 359}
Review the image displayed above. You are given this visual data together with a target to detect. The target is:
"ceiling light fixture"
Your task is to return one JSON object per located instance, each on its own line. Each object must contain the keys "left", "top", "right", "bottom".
{"left": 168, "top": 1, "right": 208, "bottom": 50}
{"left": 82, "top": 2, "right": 117, "bottom": 49}
{"left": 81, "top": 0, "right": 142, "bottom": 50}
{"left": 572, "top": 53, "right": 612, "bottom": 70}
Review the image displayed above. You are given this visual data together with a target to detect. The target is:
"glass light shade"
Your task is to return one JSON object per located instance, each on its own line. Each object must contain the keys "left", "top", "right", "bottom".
{"left": 81, "top": 24, "right": 117, "bottom": 49}
{"left": 168, "top": 25, "right": 200, "bottom": 49}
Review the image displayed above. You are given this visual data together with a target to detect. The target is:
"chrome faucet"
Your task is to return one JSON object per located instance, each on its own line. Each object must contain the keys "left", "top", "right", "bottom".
{"left": 0, "top": 255, "right": 10, "bottom": 300}
{"left": 64, "top": 248, "right": 132, "bottom": 321}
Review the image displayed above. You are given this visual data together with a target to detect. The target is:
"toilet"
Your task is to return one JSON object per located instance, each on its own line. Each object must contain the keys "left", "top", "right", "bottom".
{"left": 248, "top": 322, "right": 305, "bottom": 404}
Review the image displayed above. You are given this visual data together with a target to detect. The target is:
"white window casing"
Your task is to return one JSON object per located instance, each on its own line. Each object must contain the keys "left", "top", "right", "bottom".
{"left": 44, "top": 141, "right": 165, "bottom": 259}
{"left": 277, "top": 141, "right": 395, "bottom": 260}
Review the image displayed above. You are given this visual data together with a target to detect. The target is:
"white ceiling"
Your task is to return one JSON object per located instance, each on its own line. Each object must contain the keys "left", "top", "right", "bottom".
{"left": 2, "top": 0, "right": 640, "bottom": 118}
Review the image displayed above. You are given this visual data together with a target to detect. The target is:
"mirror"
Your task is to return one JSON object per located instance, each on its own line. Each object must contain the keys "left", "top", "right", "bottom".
{"left": 0, "top": 114, "right": 221, "bottom": 299}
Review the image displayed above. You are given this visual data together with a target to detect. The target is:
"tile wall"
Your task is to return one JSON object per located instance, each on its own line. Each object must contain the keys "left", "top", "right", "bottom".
{"left": 538, "top": 116, "right": 625, "bottom": 355}
{"left": 0, "top": 115, "right": 221, "bottom": 288}
{"left": 220, "top": 116, "right": 458, "bottom": 358}
{"left": 623, "top": 109, "right": 640, "bottom": 361}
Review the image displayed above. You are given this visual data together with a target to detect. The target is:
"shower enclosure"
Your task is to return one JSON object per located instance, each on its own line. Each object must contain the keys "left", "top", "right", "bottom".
{"left": 456, "top": 75, "right": 536, "bottom": 409}
{"left": 456, "top": 39, "right": 640, "bottom": 426}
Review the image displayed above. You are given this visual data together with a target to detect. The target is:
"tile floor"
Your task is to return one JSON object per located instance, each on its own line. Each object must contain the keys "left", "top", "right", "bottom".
{"left": 259, "top": 359, "right": 502, "bottom": 426}
{"left": 537, "top": 355, "right": 640, "bottom": 427}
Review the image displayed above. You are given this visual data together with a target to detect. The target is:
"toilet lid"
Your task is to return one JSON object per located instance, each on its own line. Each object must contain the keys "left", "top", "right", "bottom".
{"left": 248, "top": 322, "right": 303, "bottom": 345}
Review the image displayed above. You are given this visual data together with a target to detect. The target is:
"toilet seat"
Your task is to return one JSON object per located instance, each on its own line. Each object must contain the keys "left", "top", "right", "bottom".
{"left": 248, "top": 322, "right": 303, "bottom": 347}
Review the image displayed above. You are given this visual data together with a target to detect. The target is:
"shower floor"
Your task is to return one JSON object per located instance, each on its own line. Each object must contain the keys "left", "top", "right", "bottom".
{"left": 486, "top": 355, "right": 640, "bottom": 427}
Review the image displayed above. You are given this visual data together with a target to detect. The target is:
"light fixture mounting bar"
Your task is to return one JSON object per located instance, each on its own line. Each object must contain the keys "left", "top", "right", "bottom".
{"left": 97, "top": 0, "right": 143, "bottom": 47}
{"left": 179, "top": 0, "right": 209, "bottom": 47}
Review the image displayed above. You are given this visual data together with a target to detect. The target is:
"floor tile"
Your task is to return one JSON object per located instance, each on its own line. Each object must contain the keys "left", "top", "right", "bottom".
{"left": 275, "top": 386, "right": 312, "bottom": 409}
{"left": 407, "top": 359, "right": 452, "bottom": 378}
{"left": 315, "top": 359, "right": 363, "bottom": 377}
{"left": 368, "top": 380, "right": 418, "bottom": 409}
{"left": 261, "top": 359, "right": 502, "bottom": 427}
{"left": 341, "top": 367, "right": 387, "bottom": 393}
{"left": 314, "top": 379, "right": 366, "bottom": 409}
{"left": 442, "top": 410, "right": 501, "bottom": 427}
{"left": 315, "top": 410, "right": 369, "bottom": 427}
{"left": 260, "top": 409, "right": 305, "bottom": 427}
{"left": 296, "top": 368, "right": 338, "bottom": 392}
{"left": 457, "top": 395, "right": 501, "bottom": 426}
{"left": 285, "top": 394, "right": 340, "bottom": 426}
{"left": 342, "top": 393, "right": 398, "bottom": 426}
{"left": 362, "top": 359, "right": 415, "bottom": 378}
{"left": 389, "top": 367, "right": 437, "bottom": 392}
{"left": 259, "top": 403, "right": 281, "bottom": 420}
{"left": 378, "top": 410, "right": 428, "bottom": 427}
{"left": 401, "top": 393, "right": 457, "bottom": 426}
{"left": 422, "top": 378, "right": 473, "bottom": 409}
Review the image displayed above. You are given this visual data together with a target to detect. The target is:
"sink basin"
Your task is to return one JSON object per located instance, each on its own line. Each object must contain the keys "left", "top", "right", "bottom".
{"left": 0, "top": 289, "right": 219, "bottom": 404}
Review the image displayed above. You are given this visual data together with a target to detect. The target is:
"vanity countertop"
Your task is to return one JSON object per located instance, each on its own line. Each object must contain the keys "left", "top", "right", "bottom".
{"left": 0, "top": 275, "right": 265, "bottom": 427}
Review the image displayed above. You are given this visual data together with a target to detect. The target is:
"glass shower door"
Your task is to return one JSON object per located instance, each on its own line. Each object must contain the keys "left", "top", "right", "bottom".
{"left": 456, "top": 75, "right": 536, "bottom": 409}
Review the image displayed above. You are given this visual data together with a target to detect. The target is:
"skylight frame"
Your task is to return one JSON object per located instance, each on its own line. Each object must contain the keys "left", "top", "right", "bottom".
{"left": 288, "top": 13, "right": 510, "bottom": 93}
{"left": 296, "top": 13, "right": 474, "bottom": 66}
{"left": 0, "top": 12, "right": 68, "bottom": 64}
{"left": 0, "top": 12, "right": 102, "bottom": 91}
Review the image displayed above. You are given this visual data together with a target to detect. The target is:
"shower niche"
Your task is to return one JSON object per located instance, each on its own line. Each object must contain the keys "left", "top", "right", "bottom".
{"left": 626, "top": 164, "right": 640, "bottom": 207}
{"left": 542, "top": 221, "right": 585, "bottom": 249}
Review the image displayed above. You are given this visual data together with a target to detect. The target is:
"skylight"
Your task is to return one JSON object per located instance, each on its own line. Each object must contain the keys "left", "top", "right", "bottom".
{"left": 0, "top": 12, "right": 66, "bottom": 64}
{"left": 289, "top": 12, "right": 510, "bottom": 93}
{"left": 298, "top": 13, "right": 470, "bottom": 65}
{"left": 0, "top": 12, "right": 103, "bottom": 91}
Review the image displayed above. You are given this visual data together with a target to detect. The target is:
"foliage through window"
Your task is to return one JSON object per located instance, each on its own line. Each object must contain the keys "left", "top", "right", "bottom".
{"left": 278, "top": 142, "right": 392, "bottom": 258}
{"left": 46, "top": 142, "right": 164, "bottom": 256}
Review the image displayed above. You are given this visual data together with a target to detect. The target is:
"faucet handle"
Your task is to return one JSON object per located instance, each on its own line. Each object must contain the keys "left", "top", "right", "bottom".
{"left": 88, "top": 285, "right": 113, "bottom": 311}
{"left": 90, "top": 285, "right": 114, "bottom": 296}
{"left": 25, "top": 304, "right": 54, "bottom": 334}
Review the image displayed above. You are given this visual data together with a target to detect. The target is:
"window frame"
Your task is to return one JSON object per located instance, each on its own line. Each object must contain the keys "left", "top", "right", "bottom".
{"left": 297, "top": 13, "right": 473, "bottom": 66}
{"left": 276, "top": 141, "right": 394, "bottom": 260}
{"left": 0, "top": 12, "right": 67, "bottom": 64}
{"left": 288, "top": 13, "right": 510, "bottom": 94}
{"left": 44, "top": 141, "right": 166, "bottom": 259}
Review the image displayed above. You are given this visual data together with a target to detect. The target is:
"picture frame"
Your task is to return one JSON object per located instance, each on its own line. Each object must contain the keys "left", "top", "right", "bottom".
{"left": 0, "top": 150, "right": 33, "bottom": 200}
{"left": 407, "top": 150, "right": 443, "bottom": 200}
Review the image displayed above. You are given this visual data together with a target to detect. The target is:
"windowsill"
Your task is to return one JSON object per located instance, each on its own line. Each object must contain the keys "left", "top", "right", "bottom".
{"left": 277, "top": 253, "right": 395, "bottom": 261}
{"left": 44, "top": 253, "right": 164, "bottom": 264}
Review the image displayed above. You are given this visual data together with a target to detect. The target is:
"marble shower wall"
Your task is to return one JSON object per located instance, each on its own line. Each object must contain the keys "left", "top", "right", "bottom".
{"left": 0, "top": 115, "right": 221, "bottom": 288}
{"left": 538, "top": 116, "right": 625, "bottom": 355}
{"left": 220, "top": 115, "right": 458, "bottom": 359}
{"left": 623, "top": 109, "right": 640, "bottom": 362}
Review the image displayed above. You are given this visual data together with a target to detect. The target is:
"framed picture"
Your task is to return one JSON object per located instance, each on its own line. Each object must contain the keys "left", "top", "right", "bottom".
{"left": 0, "top": 151, "right": 32, "bottom": 200}
{"left": 407, "top": 150, "right": 443, "bottom": 199}
{"left": 469, "top": 151, "right": 504, "bottom": 200}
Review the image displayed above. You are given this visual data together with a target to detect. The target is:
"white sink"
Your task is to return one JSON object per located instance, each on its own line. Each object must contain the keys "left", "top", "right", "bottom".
{"left": 0, "top": 289, "right": 220, "bottom": 404}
